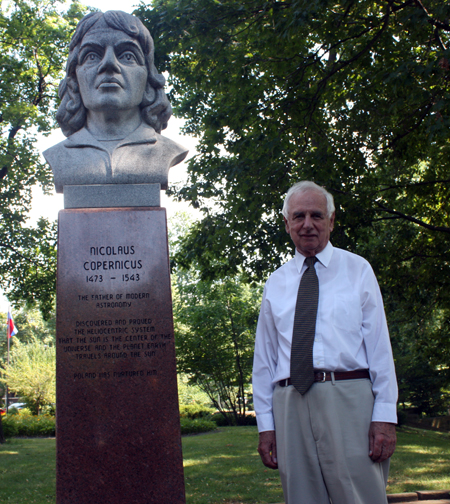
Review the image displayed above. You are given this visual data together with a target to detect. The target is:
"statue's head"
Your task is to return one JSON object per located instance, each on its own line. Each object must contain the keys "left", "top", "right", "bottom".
{"left": 56, "top": 11, "right": 171, "bottom": 137}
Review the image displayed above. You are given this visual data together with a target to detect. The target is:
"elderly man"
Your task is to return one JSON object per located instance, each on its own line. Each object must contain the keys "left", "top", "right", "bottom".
{"left": 252, "top": 181, "right": 397, "bottom": 504}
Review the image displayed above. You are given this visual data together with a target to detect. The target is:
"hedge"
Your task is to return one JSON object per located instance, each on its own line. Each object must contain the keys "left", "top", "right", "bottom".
{"left": 1, "top": 414, "right": 216, "bottom": 438}
{"left": 180, "top": 417, "right": 217, "bottom": 435}
{"left": 1, "top": 413, "right": 56, "bottom": 437}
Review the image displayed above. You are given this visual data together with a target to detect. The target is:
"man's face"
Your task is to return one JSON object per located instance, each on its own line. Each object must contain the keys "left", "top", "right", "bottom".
{"left": 284, "top": 190, "right": 335, "bottom": 257}
{"left": 76, "top": 28, "right": 148, "bottom": 113}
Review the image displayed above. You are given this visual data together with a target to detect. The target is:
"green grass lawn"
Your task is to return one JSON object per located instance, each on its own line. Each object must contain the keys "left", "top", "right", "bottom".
{"left": 0, "top": 426, "right": 449, "bottom": 504}
{"left": 182, "top": 426, "right": 283, "bottom": 504}
{"left": 0, "top": 437, "right": 56, "bottom": 504}
{"left": 388, "top": 427, "right": 450, "bottom": 494}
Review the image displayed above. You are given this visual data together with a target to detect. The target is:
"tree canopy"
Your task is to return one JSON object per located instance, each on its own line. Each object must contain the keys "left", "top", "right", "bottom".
{"left": 173, "top": 272, "right": 262, "bottom": 424}
{"left": 138, "top": 0, "right": 450, "bottom": 278}
{"left": 0, "top": 0, "right": 85, "bottom": 316}
{"left": 0, "top": 305, "right": 55, "bottom": 364}
{"left": 169, "top": 212, "right": 260, "bottom": 423}
{"left": 137, "top": 0, "right": 450, "bottom": 409}
{"left": 0, "top": 337, "right": 55, "bottom": 414}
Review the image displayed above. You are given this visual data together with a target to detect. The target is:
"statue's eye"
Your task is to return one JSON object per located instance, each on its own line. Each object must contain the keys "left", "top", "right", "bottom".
{"left": 119, "top": 52, "right": 137, "bottom": 63}
{"left": 83, "top": 52, "right": 100, "bottom": 63}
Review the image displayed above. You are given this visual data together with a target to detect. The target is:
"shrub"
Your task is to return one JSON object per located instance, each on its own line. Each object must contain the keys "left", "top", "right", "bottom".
{"left": 210, "top": 411, "right": 258, "bottom": 426}
{"left": 179, "top": 403, "right": 214, "bottom": 419}
{"left": 44, "top": 404, "right": 56, "bottom": 416}
{"left": 180, "top": 417, "right": 217, "bottom": 435}
{"left": 397, "top": 408, "right": 408, "bottom": 427}
{"left": 240, "top": 414, "right": 257, "bottom": 426}
{"left": 177, "top": 376, "right": 211, "bottom": 406}
{"left": 210, "top": 412, "right": 235, "bottom": 426}
{"left": 6, "top": 407, "right": 21, "bottom": 416}
{"left": 2, "top": 412, "right": 55, "bottom": 437}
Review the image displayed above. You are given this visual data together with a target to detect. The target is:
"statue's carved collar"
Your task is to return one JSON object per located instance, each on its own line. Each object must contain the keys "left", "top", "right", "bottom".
{"left": 65, "top": 123, "right": 157, "bottom": 151}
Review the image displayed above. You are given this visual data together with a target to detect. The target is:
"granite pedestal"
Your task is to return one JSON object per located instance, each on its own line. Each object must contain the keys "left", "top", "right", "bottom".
{"left": 56, "top": 207, "right": 185, "bottom": 504}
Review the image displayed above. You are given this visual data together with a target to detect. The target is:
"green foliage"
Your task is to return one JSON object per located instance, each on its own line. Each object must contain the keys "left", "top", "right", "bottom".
{"left": 179, "top": 403, "right": 214, "bottom": 419}
{"left": 8, "top": 407, "right": 32, "bottom": 416}
{"left": 180, "top": 417, "right": 217, "bottom": 435}
{"left": 138, "top": 0, "right": 450, "bottom": 413}
{"left": 397, "top": 408, "right": 408, "bottom": 428}
{"left": 397, "top": 352, "right": 449, "bottom": 416}
{"left": 138, "top": 0, "right": 450, "bottom": 278}
{"left": 0, "top": 305, "right": 55, "bottom": 364}
{"left": 1, "top": 408, "right": 214, "bottom": 438}
{"left": 209, "top": 411, "right": 232, "bottom": 427}
{"left": 0, "top": 337, "right": 55, "bottom": 414}
{"left": 392, "top": 306, "right": 450, "bottom": 415}
{"left": 1, "top": 411, "right": 55, "bottom": 437}
{"left": 209, "top": 411, "right": 257, "bottom": 427}
{"left": 0, "top": 0, "right": 86, "bottom": 316}
{"left": 177, "top": 373, "right": 212, "bottom": 406}
{"left": 169, "top": 212, "right": 261, "bottom": 425}
{"left": 173, "top": 272, "right": 262, "bottom": 425}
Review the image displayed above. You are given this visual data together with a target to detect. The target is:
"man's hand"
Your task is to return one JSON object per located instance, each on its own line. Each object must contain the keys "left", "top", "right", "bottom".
{"left": 369, "top": 421, "right": 396, "bottom": 463}
{"left": 258, "top": 430, "right": 278, "bottom": 469}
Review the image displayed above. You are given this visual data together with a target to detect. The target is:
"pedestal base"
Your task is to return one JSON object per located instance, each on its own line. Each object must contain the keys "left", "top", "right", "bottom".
{"left": 55, "top": 207, "right": 185, "bottom": 504}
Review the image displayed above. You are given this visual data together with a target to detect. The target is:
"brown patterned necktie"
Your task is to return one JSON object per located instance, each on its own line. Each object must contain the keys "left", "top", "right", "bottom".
{"left": 290, "top": 256, "right": 319, "bottom": 395}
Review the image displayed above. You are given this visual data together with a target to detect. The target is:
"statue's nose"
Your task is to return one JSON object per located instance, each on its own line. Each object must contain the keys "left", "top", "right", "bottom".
{"left": 98, "top": 46, "right": 121, "bottom": 74}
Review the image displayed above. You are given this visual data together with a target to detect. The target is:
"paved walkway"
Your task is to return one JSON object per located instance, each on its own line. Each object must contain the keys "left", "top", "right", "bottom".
{"left": 387, "top": 490, "right": 450, "bottom": 503}
{"left": 273, "top": 489, "right": 450, "bottom": 504}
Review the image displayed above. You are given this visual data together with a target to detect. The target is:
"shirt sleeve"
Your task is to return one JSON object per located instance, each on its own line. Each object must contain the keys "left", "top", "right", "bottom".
{"left": 252, "top": 283, "right": 278, "bottom": 432}
{"left": 360, "top": 265, "right": 398, "bottom": 423}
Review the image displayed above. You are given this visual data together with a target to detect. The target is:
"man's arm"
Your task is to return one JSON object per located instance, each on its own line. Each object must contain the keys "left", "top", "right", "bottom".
{"left": 368, "top": 421, "right": 396, "bottom": 463}
{"left": 253, "top": 285, "right": 278, "bottom": 428}
{"left": 360, "top": 265, "right": 398, "bottom": 424}
{"left": 258, "top": 430, "right": 278, "bottom": 469}
{"left": 253, "top": 282, "right": 281, "bottom": 468}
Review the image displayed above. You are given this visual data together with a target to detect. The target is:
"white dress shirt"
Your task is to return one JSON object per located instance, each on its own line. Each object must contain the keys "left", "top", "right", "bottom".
{"left": 252, "top": 242, "right": 398, "bottom": 432}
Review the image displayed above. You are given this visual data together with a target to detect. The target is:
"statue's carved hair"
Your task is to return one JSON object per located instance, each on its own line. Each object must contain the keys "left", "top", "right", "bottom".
{"left": 56, "top": 11, "right": 172, "bottom": 137}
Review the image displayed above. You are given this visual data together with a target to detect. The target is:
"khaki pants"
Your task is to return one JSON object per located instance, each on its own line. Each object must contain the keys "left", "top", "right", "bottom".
{"left": 273, "top": 377, "right": 390, "bottom": 504}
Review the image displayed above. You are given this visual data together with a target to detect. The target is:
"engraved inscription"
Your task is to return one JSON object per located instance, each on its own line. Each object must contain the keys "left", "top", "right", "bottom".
{"left": 73, "top": 369, "right": 158, "bottom": 380}
{"left": 59, "top": 318, "right": 172, "bottom": 363}
{"left": 82, "top": 244, "right": 143, "bottom": 284}
{"left": 58, "top": 235, "right": 174, "bottom": 381}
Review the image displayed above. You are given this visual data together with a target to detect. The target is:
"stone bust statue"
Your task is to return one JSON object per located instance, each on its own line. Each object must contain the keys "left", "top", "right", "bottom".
{"left": 44, "top": 10, "right": 188, "bottom": 194}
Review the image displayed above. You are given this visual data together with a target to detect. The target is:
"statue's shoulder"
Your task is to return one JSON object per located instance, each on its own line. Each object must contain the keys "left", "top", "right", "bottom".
{"left": 153, "top": 132, "right": 189, "bottom": 168}
{"left": 43, "top": 128, "right": 93, "bottom": 164}
{"left": 43, "top": 138, "right": 70, "bottom": 166}
{"left": 42, "top": 128, "right": 97, "bottom": 194}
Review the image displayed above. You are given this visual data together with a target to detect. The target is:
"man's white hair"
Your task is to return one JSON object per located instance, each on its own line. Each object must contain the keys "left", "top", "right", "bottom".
{"left": 282, "top": 181, "right": 335, "bottom": 219}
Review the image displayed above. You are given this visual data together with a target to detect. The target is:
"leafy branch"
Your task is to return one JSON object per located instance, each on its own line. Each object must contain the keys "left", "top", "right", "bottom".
{"left": 375, "top": 202, "right": 450, "bottom": 233}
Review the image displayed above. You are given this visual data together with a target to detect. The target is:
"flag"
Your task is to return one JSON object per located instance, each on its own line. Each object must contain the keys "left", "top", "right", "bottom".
{"left": 7, "top": 309, "right": 17, "bottom": 338}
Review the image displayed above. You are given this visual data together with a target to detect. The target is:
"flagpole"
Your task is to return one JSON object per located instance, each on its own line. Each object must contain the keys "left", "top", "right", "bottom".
{"left": 4, "top": 306, "right": 18, "bottom": 413}
{"left": 5, "top": 307, "right": 10, "bottom": 413}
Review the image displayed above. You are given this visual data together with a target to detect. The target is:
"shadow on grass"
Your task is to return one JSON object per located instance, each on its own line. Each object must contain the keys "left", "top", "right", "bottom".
{"left": 387, "top": 427, "right": 450, "bottom": 494}
{"left": 182, "top": 426, "right": 284, "bottom": 504}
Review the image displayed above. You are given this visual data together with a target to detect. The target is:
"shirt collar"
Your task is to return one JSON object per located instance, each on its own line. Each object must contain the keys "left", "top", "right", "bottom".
{"left": 294, "top": 241, "right": 334, "bottom": 273}
{"left": 65, "top": 123, "right": 157, "bottom": 150}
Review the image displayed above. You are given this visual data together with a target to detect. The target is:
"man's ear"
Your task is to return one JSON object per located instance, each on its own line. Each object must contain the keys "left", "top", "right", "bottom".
{"left": 329, "top": 212, "right": 335, "bottom": 232}
{"left": 284, "top": 216, "right": 290, "bottom": 234}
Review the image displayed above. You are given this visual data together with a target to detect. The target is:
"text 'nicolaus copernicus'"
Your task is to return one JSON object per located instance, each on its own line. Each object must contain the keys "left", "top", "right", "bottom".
{"left": 84, "top": 244, "right": 143, "bottom": 271}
